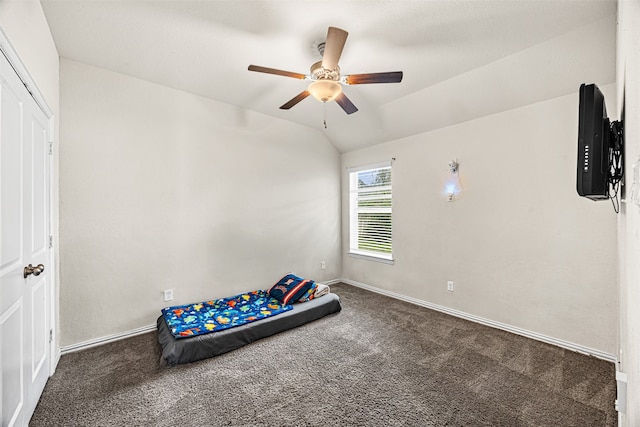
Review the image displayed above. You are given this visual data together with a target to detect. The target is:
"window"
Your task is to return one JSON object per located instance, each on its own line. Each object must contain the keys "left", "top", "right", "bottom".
{"left": 348, "top": 162, "right": 393, "bottom": 263}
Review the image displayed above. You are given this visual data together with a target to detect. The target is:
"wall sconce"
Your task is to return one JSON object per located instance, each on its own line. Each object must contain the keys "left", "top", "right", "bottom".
{"left": 445, "top": 160, "right": 464, "bottom": 202}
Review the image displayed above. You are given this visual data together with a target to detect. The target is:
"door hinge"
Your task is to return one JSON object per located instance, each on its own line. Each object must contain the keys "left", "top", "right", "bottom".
{"left": 48, "top": 141, "right": 53, "bottom": 155}
{"left": 49, "top": 329, "right": 53, "bottom": 343}
{"left": 49, "top": 235, "right": 53, "bottom": 249}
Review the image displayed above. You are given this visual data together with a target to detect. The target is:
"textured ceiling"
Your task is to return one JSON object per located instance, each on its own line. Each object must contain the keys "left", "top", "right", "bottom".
{"left": 41, "top": 0, "right": 617, "bottom": 152}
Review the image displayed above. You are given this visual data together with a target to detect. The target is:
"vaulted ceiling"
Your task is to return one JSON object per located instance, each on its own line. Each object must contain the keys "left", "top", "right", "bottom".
{"left": 41, "top": 0, "right": 617, "bottom": 152}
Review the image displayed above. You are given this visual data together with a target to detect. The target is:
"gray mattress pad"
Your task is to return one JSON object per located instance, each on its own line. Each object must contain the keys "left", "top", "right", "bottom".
{"left": 157, "top": 292, "right": 341, "bottom": 365}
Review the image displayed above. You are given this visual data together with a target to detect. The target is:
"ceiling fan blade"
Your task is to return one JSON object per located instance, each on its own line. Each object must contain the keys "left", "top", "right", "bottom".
{"left": 335, "top": 92, "right": 358, "bottom": 115}
{"left": 280, "top": 91, "right": 310, "bottom": 110}
{"left": 345, "top": 71, "right": 404, "bottom": 85}
{"left": 321, "top": 27, "right": 348, "bottom": 71}
{"left": 248, "top": 65, "right": 306, "bottom": 80}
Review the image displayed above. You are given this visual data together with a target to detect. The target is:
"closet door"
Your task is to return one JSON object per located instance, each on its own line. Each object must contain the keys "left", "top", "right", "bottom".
{"left": 0, "top": 50, "right": 51, "bottom": 427}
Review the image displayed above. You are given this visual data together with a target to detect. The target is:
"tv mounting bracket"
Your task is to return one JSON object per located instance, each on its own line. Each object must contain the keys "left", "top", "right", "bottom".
{"left": 608, "top": 119, "right": 624, "bottom": 183}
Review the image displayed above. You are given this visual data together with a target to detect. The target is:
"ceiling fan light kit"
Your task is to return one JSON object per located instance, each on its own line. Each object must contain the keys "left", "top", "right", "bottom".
{"left": 308, "top": 79, "right": 342, "bottom": 103}
{"left": 248, "top": 26, "right": 403, "bottom": 115}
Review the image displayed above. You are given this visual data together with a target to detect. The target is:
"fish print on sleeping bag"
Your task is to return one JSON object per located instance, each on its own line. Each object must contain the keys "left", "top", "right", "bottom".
{"left": 161, "top": 290, "right": 293, "bottom": 339}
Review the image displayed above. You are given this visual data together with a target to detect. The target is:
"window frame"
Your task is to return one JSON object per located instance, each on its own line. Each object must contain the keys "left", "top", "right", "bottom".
{"left": 347, "top": 161, "right": 394, "bottom": 264}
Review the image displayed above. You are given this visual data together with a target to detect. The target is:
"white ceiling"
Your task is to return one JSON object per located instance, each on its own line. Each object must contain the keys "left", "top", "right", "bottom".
{"left": 41, "top": 0, "right": 617, "bottom": 153}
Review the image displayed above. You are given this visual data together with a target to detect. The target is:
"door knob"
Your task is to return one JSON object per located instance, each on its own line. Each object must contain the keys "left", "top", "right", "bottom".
{"left": 24, "top": 264, "right": 45, "bottom": 279}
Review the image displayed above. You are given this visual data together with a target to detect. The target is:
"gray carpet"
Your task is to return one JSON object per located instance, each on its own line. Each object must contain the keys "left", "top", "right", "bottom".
{"left": 31, "top": 283, "right": 616, "bottom": 426}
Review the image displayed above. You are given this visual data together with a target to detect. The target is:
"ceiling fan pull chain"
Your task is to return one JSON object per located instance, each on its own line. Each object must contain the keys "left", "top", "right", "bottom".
{"left": 324, "top": 102, "right": 328, "bottom": 129}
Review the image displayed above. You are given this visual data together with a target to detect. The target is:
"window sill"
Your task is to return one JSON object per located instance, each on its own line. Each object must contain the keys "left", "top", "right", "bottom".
{"left": 347, "top": 251, "right": 395, "bottom": 265}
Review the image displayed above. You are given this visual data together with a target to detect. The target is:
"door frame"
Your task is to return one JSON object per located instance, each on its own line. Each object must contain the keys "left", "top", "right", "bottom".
{"left": 0, "top": 27, "right": 59, "bottom": 373}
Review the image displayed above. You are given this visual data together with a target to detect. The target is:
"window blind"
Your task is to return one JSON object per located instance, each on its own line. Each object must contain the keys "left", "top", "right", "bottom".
{"left": 349, "top": 164, "right": 392, "bottom": 259}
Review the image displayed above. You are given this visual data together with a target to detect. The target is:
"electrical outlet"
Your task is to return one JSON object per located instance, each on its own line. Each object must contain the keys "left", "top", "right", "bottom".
{"left": 447, "top": 281, "right": 454, "bottom": 292}
{"left": 321, "top": 261, "right": 326, "bottom": 270}
{"left": 164, "top": 289, "right": 174, "bottom": 302}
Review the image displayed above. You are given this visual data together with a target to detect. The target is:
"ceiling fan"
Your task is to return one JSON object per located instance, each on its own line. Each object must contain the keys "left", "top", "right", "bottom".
{"left": 248, "top": 26, "right": 403, "bottom": 115}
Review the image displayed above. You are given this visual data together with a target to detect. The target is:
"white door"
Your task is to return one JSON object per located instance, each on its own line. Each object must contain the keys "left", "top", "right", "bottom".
{"left": 0, "top": 50, "right": 51, "bottom": 426}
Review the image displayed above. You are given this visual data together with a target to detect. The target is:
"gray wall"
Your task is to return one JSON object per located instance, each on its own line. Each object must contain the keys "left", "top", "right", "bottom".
{"left": 342, "top": 87, "right": 618, "bottom": 356}
{"left": 59, "top": 59, "right": 341, "bottom": 346}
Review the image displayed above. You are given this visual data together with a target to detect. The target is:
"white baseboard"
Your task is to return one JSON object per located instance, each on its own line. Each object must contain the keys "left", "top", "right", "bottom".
{"left": 58, "top": 278, "right": 617, "bottom": 364}
{"left": 321, "top": 278, "right": 344, "bottom": 286}
{"left": 338, "top": 278, "right": 617, "bottom": 363}
{"left": 60, "top": 324, "right": 157, "bottom": 355}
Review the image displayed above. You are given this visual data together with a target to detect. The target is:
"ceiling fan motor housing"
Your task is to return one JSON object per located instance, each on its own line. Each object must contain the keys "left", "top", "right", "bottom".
{"left": 310, "top": 61, "right": 340, "bottom": 81}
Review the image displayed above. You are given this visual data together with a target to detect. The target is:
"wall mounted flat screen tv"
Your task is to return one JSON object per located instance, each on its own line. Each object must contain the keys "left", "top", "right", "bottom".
{"left": 577, "top": 83, "right": 611, "bottom": 200}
